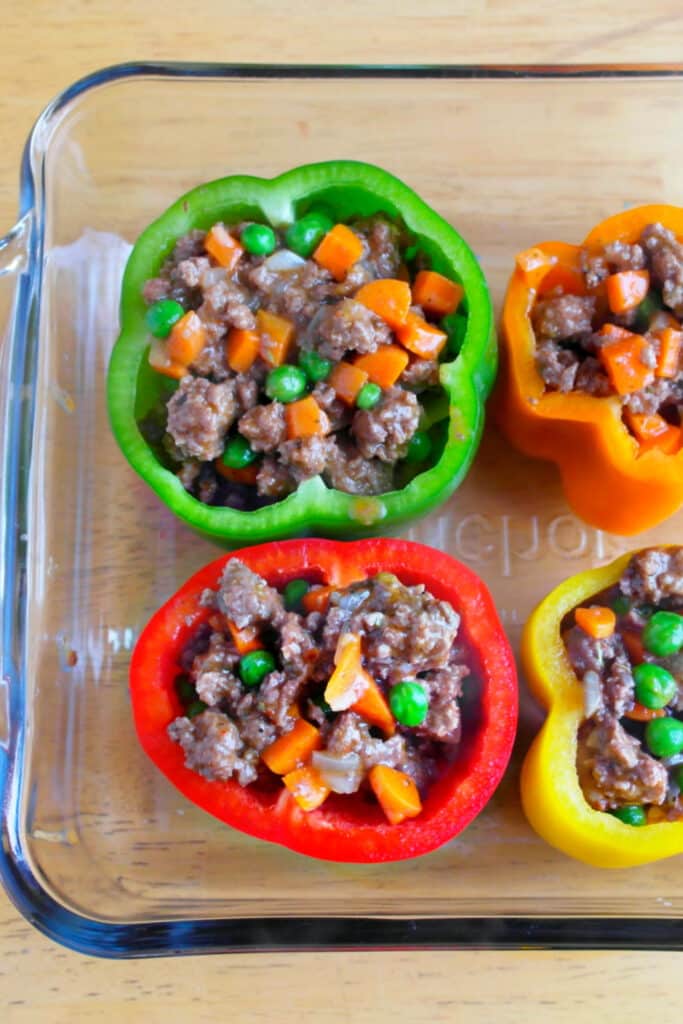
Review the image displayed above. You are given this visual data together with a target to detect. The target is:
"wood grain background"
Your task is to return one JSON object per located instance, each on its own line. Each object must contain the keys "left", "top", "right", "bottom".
{"left": 3, "top": 3, "right": 683, "bottom": 1021}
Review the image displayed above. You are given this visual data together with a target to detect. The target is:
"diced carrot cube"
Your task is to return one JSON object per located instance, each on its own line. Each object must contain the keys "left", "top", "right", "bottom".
{"left": 313, "top": 224, "right": 364, "bottom": 281}
{"left": 354, "top": 279, "right": 412, "bottom": 330}
{"left": 328, "top": 361, "right": 369, "bottom": 404}
{"left": 166, "top": 311, "right": 207, "bottom": 366}
{"left": 353, "top": 345, "right": 409, "bottom": 388}
{"left": 227, "top": 327, "right": 260, "bottom": 374}
{"left": 205, "top": 223, "right": 244, "bottom": 271}
{"left": 605, "top": 270, "right": 650, "bottom": 314}
{"left": 262, "top": 719, "right": 322, "bottom": 775}
{"left": 574, "top": 605, "right": 616, "bottom": 639}
{"left": 412, "top": 270, "right": 463, "bottom": 317}
{"left": 597, "top": 323, "right": 634, "bottom": 342}
{"left": 598, "top": 333, "right": 655, "bottom": 395}
{"left": 656, "top": 327, "right": 682, "bottom": 379}
{"left": 301, "top": 586, "right": 333, "bottom": 614}
{"left": 625, "top": 411, "right": 681, "bottom": 455}
{"left": 257, "top": 310, "right": 296, "bottom": 367}
{"left": 226, "top": 620, "right": 262, "bottom": 655}
{"left": 324, "top": 633, "right": 369, "bottom": 711}
{"left": 351, "top": 676, "right": 395, "bottom": 737}
{"left": 285, "top": 396, "right": 329, "bottom": 439}
{"left": 283, "top": 766, "right": 330, "bottom": 812}
{"left": 624, "top": 704, "right": 667, "bottom": 723}
{"left": 369, "top": 764, "right": 422, "bottom": 825}
{"left": 395, "top": 312, "right": 448, "bottom": 360}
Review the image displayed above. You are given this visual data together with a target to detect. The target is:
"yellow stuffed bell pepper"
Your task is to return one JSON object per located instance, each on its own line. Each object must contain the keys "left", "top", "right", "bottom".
{"left": 521, "top": 547, "right": 683, "bottom": 868}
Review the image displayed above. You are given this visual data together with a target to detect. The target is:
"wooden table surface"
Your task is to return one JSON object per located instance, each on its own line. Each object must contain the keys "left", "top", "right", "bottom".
{"left": 3, "top": 3, "right": 683, "bottom": 1020}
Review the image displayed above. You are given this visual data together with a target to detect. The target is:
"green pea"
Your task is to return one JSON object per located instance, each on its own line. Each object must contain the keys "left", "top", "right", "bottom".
{"left": 283, "top": 578, "right": 310, "bottom": 610}
{"left": 285, "top": 212, "right": 334, "bottom": 258}
{"left": 611, "top": 595, "right": 631, "bottom": 616}
{"left": 299, "top": 349, "right": 333, "bottom": 383}
{"left": 633, "top": 663, "right": 678, "bottom": 709}
{"left": 389, "top": 680, "right": 429, "bottom": 727}
{"left": 239, "top": 649, "right": 277, "bottom": 689}
{"left": 645, "top": 716, "right": 683, "bottom": 758}
{"left": 145, "top": 299, "right": 185, "bottom": 338}
{"left": 643, "top": 611, "right": 683, "bottom": 657}
{"left": 222, "top": 435, "right": 258, "bottom": 469}
{"left": 610, "top": 805, "right": 647, "bottom": 827}
{"left": 441, "top": 311, "right": 468, "bottom": 357}
{"left": 265, "top": 365, "right": 308, "bottom": 404}
{"left": 356, "top": 382, "right": 382, "bottom": 410}
{"left": 241, "top": 223, "right": 276, "bottom": 256}
{"left": 404, "top": 431, "right": 433, "bottom": 464}
{"left": 175, "top": 675, "right": 196, "bottom": 705}
{"left": 675, "top": 765, "right": 683, "bottom": 792}
{"left": 186, "top": 700, "right": 207, "bottom": 719}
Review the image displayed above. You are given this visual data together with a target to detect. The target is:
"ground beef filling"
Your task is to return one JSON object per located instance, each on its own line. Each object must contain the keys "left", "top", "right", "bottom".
{"left": 566, "top": 546, "right": 683, "bottom": 822}
{"left": 532, "top": 222, "right": 683, "bottom": 447}
{"left": 142, "top": 215, "right": 460, "bottom": 506}
{"left": 167, "top": 560, "right": 475, "bottom": 816}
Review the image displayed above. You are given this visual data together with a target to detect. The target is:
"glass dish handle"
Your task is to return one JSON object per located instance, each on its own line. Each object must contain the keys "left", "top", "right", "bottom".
{"left": 0, "top": 211, "right": 33, "bottom": 751}
{"left": 0, "top": 211, "right": 31, "bottom": 358}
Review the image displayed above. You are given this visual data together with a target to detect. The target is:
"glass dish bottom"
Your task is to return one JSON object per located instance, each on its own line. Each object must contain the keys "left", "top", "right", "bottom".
{"left": 2, "top": 63, "right": 683, "bottom": 955}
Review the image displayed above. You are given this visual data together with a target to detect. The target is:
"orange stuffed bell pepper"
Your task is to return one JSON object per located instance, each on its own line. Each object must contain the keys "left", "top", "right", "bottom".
{"left": 521, "top": 545, "right": 683, "bottom": 868}
{"left": 497, "top": 206, "right": 683, "bottom": 535}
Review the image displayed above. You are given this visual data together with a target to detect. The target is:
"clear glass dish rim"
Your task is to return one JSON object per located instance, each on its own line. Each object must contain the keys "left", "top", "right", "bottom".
{"left": 3, "top": 60, "right": 683, "bottom": 958}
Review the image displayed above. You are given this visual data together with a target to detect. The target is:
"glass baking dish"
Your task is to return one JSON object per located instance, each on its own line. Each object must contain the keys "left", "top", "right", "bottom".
{"left": 2, "top": 63, "right": 683, "bottom": 958}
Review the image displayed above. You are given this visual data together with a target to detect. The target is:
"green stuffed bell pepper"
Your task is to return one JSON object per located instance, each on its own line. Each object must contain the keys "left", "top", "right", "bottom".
{"left": 108, "top": 161, "right": 495, "bottom": 543}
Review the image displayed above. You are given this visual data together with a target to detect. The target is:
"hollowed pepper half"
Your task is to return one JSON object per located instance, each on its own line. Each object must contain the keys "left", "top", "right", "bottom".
{"left": 521, "top": 549, "right": 683, "bottom": 868}
{"left": 130, "top": 538, "right": 518, "bottom": 863}
{"left": 497, "top": 205, "right": 683, "bottom": 536}
{"left": 108, "top": 161, "right": 495, "bottom": 544}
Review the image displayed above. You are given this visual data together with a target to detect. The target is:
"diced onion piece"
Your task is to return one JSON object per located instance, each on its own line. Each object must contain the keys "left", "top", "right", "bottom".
{"left": 200, "top": 266, "right": 227, "bottom": 287}
{"left": 264, "top": 249, "right": 306, "bottom": 272}
{"left": 299, "top": 306, "right": 327, "bottom": 349}
{"left": 312, "top": 751, "right": 364, "bottom": 794}
{"left": 582, "top": 670, "right": 603, "bottom": 719}
{"left": 662, "top": 752, "right": 683, "bottom": 768}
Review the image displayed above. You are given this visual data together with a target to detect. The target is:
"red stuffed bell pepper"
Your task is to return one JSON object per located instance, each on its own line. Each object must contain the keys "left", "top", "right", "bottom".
{"left": 130, "top": 539, "right": 517, "bottom": 862}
